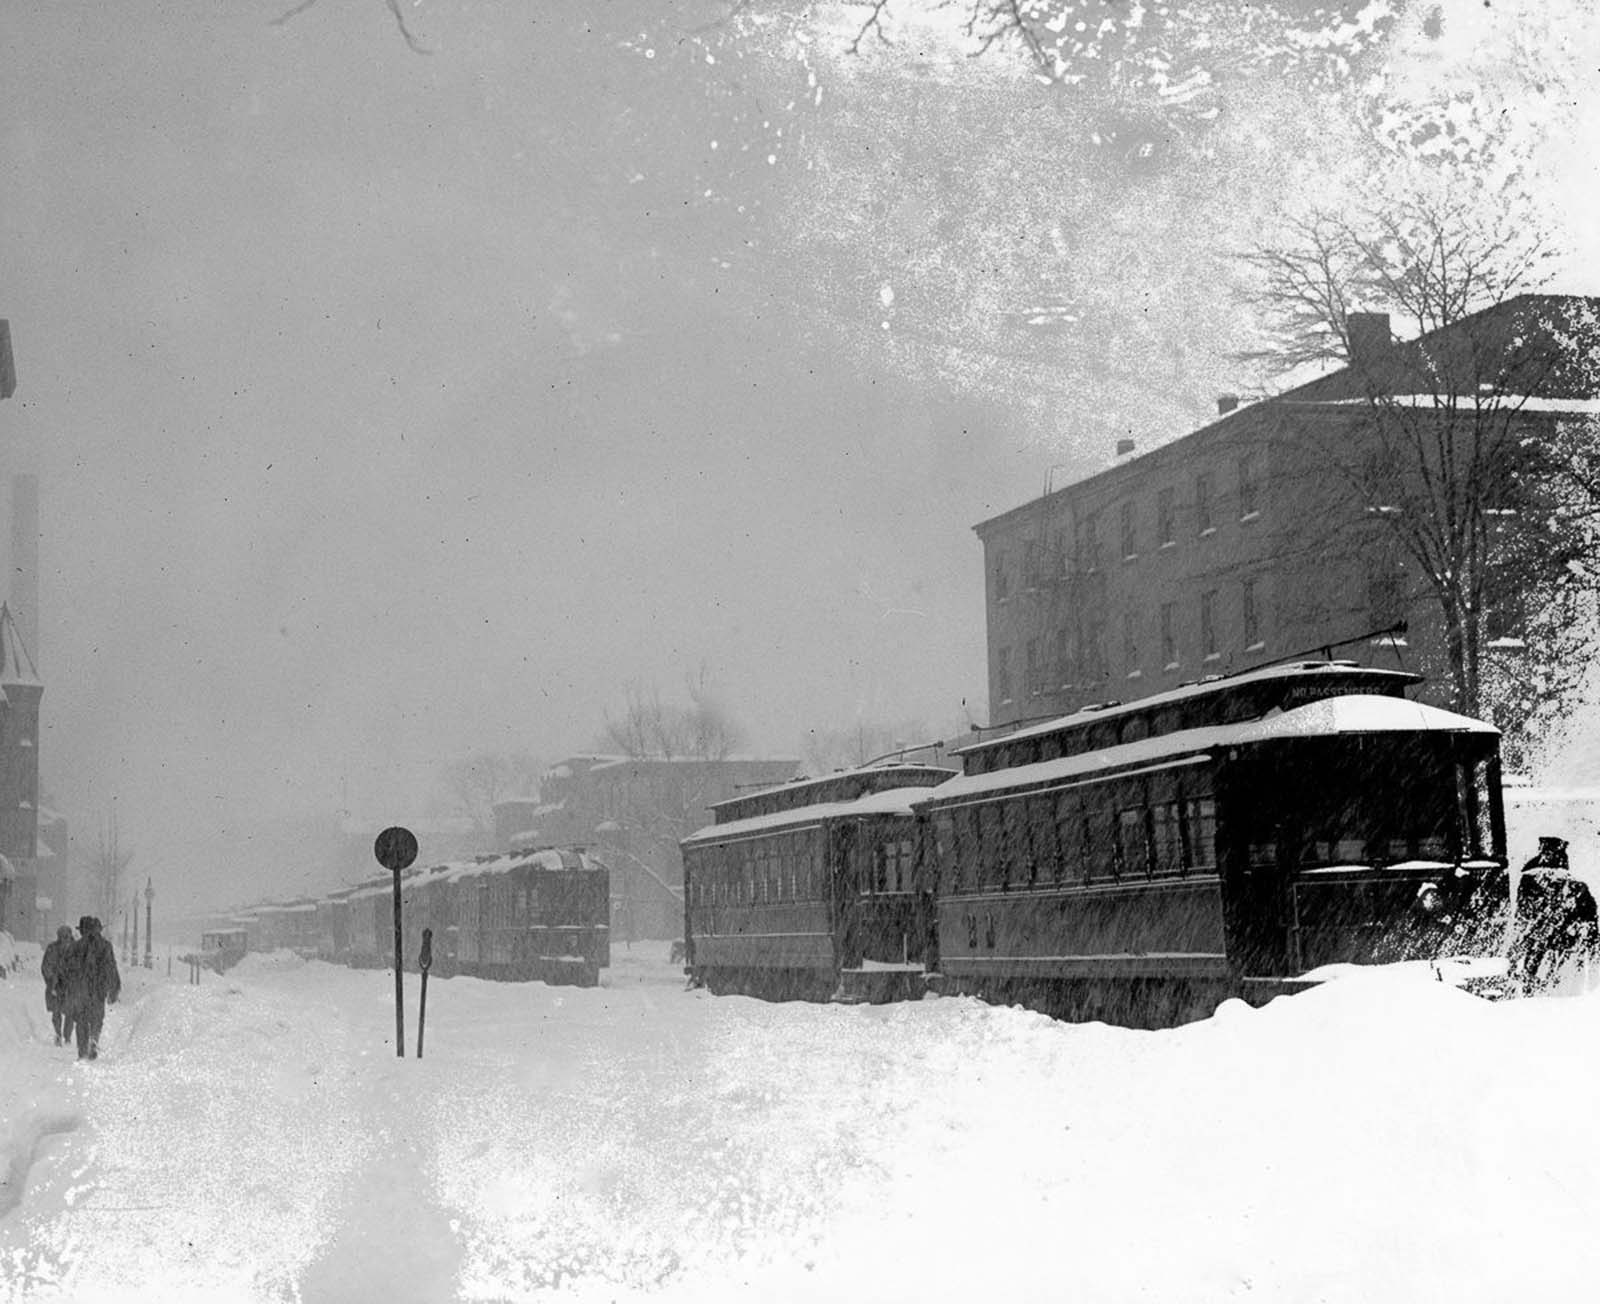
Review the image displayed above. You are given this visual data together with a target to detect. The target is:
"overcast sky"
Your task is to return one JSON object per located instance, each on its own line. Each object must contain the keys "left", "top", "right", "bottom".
{"left": 3, "top": 0, "right": 1597, "bottom": 913}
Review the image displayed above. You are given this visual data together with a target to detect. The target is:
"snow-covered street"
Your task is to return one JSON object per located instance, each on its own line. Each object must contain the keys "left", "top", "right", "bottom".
{"left": 3, "top": 943, "right": 1600, "bottom": 1303}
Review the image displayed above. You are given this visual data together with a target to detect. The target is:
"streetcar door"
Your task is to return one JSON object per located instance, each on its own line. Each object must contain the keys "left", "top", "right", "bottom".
{"left": 1219, "top": 768, "right": 1294, "bottom": 976}
{"left": 830, "top": 822, "right": 862, "bottom": 969}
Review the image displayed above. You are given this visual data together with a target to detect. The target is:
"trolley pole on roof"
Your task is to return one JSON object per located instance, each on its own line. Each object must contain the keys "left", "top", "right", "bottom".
{"left": 374, "top": 826, "right": 419, "bottom": 1058}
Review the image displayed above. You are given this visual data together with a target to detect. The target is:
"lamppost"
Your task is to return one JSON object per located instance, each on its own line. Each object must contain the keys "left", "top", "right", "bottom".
{"left": 122, "top": 906, "right": 130, "bottom": 963}
{"left": 130, "top": 890, "right": 138, "bottom": 968}
{"left": 144, "top": 878, "right": 154, "bottom": 969}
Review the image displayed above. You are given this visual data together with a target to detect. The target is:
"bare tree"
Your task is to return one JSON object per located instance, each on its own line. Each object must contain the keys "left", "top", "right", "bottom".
{"left": 799, "top": 717, "right": 954, "bottom": 775}
{"left": 436, "top": 751, "right": 543, "bottom": 842}
{"left": 88, "top": 811, "right": 135, "bottom": 927}
{"left": 601, "top": 665, "right": 746, "bottom": 762}
{"left": 1238, "top": 193, "right": 1600, "bottom": 757}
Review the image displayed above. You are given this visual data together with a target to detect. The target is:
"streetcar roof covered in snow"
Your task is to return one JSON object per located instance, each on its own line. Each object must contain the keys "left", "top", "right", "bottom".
{"left": 957, "top": 661, "right": 1419, "bottom": 759}
{"left": 338, "top": 846, "right": 606, "bottom": 899}
{"left": 921, "top": 695, "right": 1495, "bottom": 809}
{"left": 706, "top": 762, "right": 957, "bottom": 824}
{"left": 683, "top": 785, "right": 948, "bottom": 847}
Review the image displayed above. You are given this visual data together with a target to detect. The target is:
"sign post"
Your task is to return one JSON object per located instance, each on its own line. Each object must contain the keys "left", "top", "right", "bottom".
{"left": 417, "top": 927, "right": 433, "bottom": 1059}
{"left": 373, "top": 826, "right": 419, "bottom": 1058}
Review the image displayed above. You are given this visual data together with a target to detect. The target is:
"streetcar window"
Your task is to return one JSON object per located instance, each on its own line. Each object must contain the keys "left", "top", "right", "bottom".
{"left": 1117, "top": 808, "right": 1150, "bottom": 878}
{"left": 954, "top": 808, "right": 982, "bottom": 892}
{"left": 1028, "top": 796, "right": 1057, "bottom": 883}
{"left": 872, "top": 842, "right": 888, "bottom": 895}
{"left": 1052, "top": 794, "right": 1079, "bottom": 882}
{"left": 1004, "top": 800, "right": 1033, "bottom": 887}
{"left": 1081, "top": 801, "right": 1115, "bottom": 882}
{"left": 932, "top": 812, "right": 957, "bottom": 892}
{"left": 1152, "top": 803, "right": 1184, "bottom": 876}
{"left": 1184, "top": 798, "right": 1218, "bottom": 870}
{"left": 980, "top": 805, "right": 1007, "bottom": 887}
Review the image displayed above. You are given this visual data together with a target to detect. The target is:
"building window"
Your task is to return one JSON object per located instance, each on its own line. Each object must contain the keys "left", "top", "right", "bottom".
{"left": 1242, "top": 577, "right": 1262, "bottom": 650}
{"left": 1486, "top": 593, "right": 1526, "bottom": 645}
{"left": 1026, "top": 637, "right": 1043, "bottom": 695}
{"left": 1081, "top": 623, "right": 1107, "bottom": 682}
{"left": 1157, "top": 488, "right": 1175, "bottom": 546}
{"left": 1122, "top": 612, "right": 1140, "bottom": 678}
{"left": 1120, "top": 501, "right": 1137, "bottom": 560}
{"left": 1239, "top": 451, "right": 1262, "bottom": 519}
{"left": 996, "top": 646, "right": 1013, "bottom": 703}
{"left": 1201, "top": 590, "right": 1219, "bottom": 660}
{"left": 1367, "top": 565, "right": 1405, "bottom": 626}
{"left": 1079, "top": 515, "right": 1101, "bottom": 573}
{"left": 1363, "top": 447, "right": 1402, "bottom": 508}
{"left": 1023, "top": 539, "right": 1042, "bottom": 589}
{"left": 1195, "top": 473, "right": 1215, "bottom": 534}
{"left": 993, "top": 550, "right": 1011, "bottom": 601}
{"left": 1160, "top": 602, "right": 1178, "bottom": 669}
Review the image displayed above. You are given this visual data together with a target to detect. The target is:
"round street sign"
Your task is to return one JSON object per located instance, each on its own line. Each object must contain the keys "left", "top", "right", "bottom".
{"left": 373, "top": 825, "right": 419, "bottom": 872}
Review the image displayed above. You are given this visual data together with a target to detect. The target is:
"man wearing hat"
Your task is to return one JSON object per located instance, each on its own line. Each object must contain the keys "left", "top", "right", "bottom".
{"left": 62, "top": 915, "right": 120, "bottom": 1060}
{"left": 1511, "top": 837, "right": 1599, "bottom": 995}
{"left": 40, "top": 924, "right": 74, "bottom": 1045}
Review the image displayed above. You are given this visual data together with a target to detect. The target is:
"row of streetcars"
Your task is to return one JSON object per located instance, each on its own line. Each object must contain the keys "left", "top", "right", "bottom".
{"left": 222, "top": 847, "right": 612, "bottom": 987}
{"left": 680, "top": 661, "right": 1513, "bottom": 1026}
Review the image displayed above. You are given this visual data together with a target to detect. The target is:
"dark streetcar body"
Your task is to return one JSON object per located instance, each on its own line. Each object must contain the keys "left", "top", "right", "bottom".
{"left": 682, "top": 663, "right": 1512, "bottom": 1026}
{"left": 247, "top": 900, "right": 322, "bottom": 958}
{"left": 681, "top": 765, "right": 957, "bottom": 1002}
{"left": 337, "top": 847, "right": 610, "bottom": 987}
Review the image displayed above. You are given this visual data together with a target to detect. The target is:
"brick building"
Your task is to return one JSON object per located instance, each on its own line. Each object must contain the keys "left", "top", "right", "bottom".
{"left": 498, "top": 754, "right": 801, "bottom": 940}
{"left": 0, "top": 603, "right": 41, "bottom": 939}
{"left": 976, "top": 295, "right": 1600, "bottom": 729}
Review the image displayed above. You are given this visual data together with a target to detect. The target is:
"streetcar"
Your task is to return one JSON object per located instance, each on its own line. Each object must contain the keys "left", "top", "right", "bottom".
{"left": 680, "top": 661, "right": 1511, "bottom": 1026}
{"left": 681, "top": 764, "right": 958, "bottom": 1001}
{"left": 920, "top": 661, "right": 1507, "bottom": 1025}
{"left": 339, "top": 847, "right": 611, "bottom": 986}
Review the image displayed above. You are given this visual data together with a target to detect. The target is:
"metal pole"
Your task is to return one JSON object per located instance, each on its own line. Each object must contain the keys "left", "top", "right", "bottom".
{"left": 144, "top": 880, "right": 153, "bottom": 969}
{"left": 417, "top": 927, "right": 433, "bottom": 1060}
{"left": 130, "top": 895, "right": 138, "bottom": 966}
{"left": 392, "top": 866, "right": 405, "bottom": 1057}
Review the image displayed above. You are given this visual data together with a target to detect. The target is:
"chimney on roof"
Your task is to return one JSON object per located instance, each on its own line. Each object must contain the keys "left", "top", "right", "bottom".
{"left": 0, "top": 321, "right": 14, "bottom": 400}
{"left": 1217, "top": 395, "right": 1239, "bottom": 415}
{"left": 1346, "top": 312, "right": 1391, "bottom": 370}
{"left": 1115, "top": 438, "right": 1136, "bottom": 459}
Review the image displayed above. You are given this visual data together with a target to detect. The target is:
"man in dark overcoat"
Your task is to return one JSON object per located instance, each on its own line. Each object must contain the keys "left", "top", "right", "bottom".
{"left": 40, "top": 924, "right": 74, "bottom": 1045}
{"left": 63, "top": 915, "right": 121, "bottom": 1060}
{"left": 1511, "top": 837, "right": 1599, "bottom": 994}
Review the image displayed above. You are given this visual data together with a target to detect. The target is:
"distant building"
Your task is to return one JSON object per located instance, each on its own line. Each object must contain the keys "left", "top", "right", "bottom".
{"left": 0, "top": 604, "right": 40, "bottom": 939}
{"left": 32, "top": 805, "right": 68, "bottom": 937}
{"left": 498, "top": 754, "right": 801, "bottom": 940}
{"left": 975, "top": 295, "right": 1600, "bottom": 729}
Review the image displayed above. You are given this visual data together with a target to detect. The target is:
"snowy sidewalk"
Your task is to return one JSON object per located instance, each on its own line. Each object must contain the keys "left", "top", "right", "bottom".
{"left": 4, "top": 947, "right": 1600, "bottom": 1303}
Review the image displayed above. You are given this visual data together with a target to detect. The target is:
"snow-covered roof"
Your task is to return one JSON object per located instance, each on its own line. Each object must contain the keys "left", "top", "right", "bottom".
{"left": 0, "top": 603, "right": 40, "bottom": 687}
{"left": 958, "top": 661, "right": 1416, "bottom": 755}
{"left": 925, "top": 696, "right": 1494, "bottom": 809}
{"left": 683, "top": 786, "right": 946, "bottom": 846}
{"left": 344, "top": 847, "right": 603, "bottom": 900}
{"left": 1293, "top": 394, "right": 1600, "bottom": 416}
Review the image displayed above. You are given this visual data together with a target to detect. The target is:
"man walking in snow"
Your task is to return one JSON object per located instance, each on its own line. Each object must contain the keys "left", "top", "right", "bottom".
{"left": 63, "top": 915, "right": 120, "bottom": 1060}
{"left": 1511, "top": 838, "right": 1599, "bottom": 995}
{"left": 41, "top": 923, "right": 74, "bottom": 1045}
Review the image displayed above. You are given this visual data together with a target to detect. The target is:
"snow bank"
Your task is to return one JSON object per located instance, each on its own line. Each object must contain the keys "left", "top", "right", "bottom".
{"left": 3, "top": 951, "right": 1599, "bottom": 1302}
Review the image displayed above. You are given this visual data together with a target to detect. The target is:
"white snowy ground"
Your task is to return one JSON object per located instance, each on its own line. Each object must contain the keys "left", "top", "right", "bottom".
{"left": 2, "top": 941, "right": 1599, "bottom": 1304}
